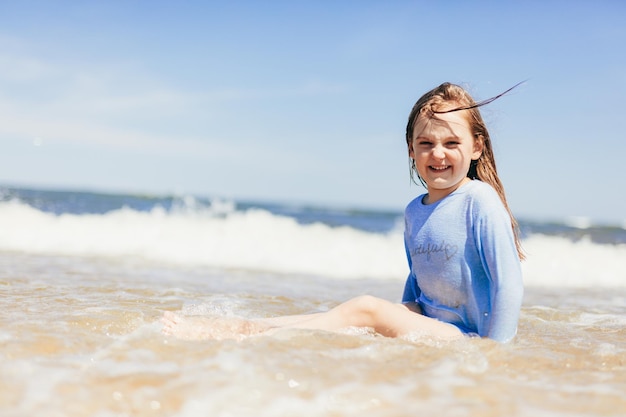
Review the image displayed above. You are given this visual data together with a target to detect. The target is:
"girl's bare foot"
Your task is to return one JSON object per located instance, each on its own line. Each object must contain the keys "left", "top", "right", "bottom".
{"left": 161, "top": 311, "right": 268, "bottom": 341}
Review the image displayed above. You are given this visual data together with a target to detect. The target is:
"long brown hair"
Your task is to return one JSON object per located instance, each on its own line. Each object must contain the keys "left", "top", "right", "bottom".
{"left": 405, "top": 82, "right": 525, "bottom": 260}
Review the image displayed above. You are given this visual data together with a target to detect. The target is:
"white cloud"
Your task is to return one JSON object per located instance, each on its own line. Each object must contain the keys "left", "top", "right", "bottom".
{"left": 0, "top": 44, "right": 350, "bottom": 162}
{"left": 0, "top": 54, "right": 50, "bottom": 82}
{"left": 0, "top": 36, "right": 52, "bottom": 81}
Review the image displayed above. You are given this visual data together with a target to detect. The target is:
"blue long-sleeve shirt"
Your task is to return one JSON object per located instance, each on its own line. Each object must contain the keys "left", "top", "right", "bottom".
{"left": 402, "top": 180, "right": 524, "bottom": 343}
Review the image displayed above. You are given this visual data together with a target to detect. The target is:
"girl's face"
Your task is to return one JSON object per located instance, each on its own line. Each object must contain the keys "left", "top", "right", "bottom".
{"left": 409, "top": 108, "right": 483, "bottom": 204}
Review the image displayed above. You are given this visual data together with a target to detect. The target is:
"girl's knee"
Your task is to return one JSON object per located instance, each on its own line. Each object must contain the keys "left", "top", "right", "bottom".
{"left": 342, "top": 295, "right": 385, "bottom": 317}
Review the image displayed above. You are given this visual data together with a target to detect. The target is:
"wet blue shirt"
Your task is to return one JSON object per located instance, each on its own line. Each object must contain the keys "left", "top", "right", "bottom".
{"left": 402, "top": 180, "right": 524, "bottom": 343}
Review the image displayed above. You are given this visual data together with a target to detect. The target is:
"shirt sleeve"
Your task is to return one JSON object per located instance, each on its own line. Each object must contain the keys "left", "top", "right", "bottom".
{"left": 402, "top": 234, "right": 421, "bottom": 303}
{"left": 475, "top": 200, "right": 524, "bottom": 343}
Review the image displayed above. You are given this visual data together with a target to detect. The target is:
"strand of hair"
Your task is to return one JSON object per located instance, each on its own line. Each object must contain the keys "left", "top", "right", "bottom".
{"left": 433, "top": 80, "right": 527, "bottom": 114}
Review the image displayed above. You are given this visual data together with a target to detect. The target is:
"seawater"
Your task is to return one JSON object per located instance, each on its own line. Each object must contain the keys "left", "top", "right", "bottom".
{"left": 1, "top": 186, "right": 625, "bottom": 417}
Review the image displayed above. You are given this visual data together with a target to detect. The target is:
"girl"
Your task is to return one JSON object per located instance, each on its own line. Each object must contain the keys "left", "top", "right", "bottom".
{"left": 162, "top": 82, "right": 524, "bottom": 343}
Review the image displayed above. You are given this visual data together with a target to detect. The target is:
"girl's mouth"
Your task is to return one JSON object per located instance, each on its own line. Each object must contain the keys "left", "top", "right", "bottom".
{"left": 429, "top": 165, "right": 450, "bottom": 171}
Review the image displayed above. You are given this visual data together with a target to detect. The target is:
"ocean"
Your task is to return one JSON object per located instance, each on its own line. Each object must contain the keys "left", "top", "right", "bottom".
{"left": 1, "top": 186, "right": 624, "bottom": 417}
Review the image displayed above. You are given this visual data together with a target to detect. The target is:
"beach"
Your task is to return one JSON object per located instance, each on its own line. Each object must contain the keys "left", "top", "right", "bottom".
{"left": 1, "top": 187, "right": 625, "bottom": 416}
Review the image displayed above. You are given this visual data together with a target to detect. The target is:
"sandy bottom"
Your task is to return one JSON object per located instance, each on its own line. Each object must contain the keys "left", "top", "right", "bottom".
{"left": 1, "top": 252, "right": 625, "bottom": 417}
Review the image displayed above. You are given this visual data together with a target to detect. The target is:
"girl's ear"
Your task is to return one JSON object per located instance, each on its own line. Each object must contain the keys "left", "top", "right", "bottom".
{"left": 472, "top": 134, "right": 484, "bottom": 160}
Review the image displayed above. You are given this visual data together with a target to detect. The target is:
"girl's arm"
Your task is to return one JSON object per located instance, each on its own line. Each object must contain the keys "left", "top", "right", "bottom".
{"left": 477, "top": 203, "right": 524, "bottom": 343}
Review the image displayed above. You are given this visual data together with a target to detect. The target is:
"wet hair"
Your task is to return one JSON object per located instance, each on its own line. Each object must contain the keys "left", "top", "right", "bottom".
{"left": 405, "top": 82, "right": 525, "bottom": 260}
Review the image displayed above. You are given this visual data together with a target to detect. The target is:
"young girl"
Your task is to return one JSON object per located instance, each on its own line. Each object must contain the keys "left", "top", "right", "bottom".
{"left": 162, "top": 82, "right": 524, "bottom": 343}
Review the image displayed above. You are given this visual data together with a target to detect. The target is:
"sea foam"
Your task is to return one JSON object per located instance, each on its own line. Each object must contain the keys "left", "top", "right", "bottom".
{"left": 0, "top": 200, "right": 405, "bottom": 279}
{"left": 2, "top": 200, "right": 625, "bottom": 287}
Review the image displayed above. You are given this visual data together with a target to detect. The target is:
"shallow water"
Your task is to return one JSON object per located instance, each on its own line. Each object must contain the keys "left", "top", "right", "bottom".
{"left": 1, "top": 252, "right": 624, "bottom": 417}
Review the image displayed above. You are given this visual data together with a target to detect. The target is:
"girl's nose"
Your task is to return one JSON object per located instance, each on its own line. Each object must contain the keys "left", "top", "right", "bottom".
{"left": 432, "top": 145, "right": 446, "bottom": 160}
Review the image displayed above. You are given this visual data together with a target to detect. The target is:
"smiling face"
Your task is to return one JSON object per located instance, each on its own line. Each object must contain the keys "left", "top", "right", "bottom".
{"left": 409, "top": 106, "right": 483, "bottom": 204}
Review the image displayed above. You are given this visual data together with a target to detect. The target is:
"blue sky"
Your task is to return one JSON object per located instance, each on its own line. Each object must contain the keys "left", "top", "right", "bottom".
{"left": 1, "top": 1, "right": 625, "bottom": 225}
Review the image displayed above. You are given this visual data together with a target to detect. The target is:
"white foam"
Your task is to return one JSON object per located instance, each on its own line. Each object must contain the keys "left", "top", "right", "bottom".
{"left": 564, "top": 216, "right": 592, "bottom": 229}
{"left": 521, "top": 234, "right": 626, "bottom": 288}
{"left": 0, "top": 200, "right": 406, "bottom": 280}
{"left": 2, "top": 200, "right": 625, "bottom": 286}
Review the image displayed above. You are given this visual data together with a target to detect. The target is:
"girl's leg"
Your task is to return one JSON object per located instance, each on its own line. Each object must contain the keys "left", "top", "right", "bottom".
{"left": 255, "top": 312, "right": 325, "bottom": 327}
{"left": 161, "top": 311, "right": 327, "bottom": 340}
{"left": 161, "top": 311, "right": 269, "bottom": 340}
{"left": 263, "top": 295, "right": 461, "bottom": 339}
{"left": 162, "top": 295, "right": 462, "bottom": 340}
